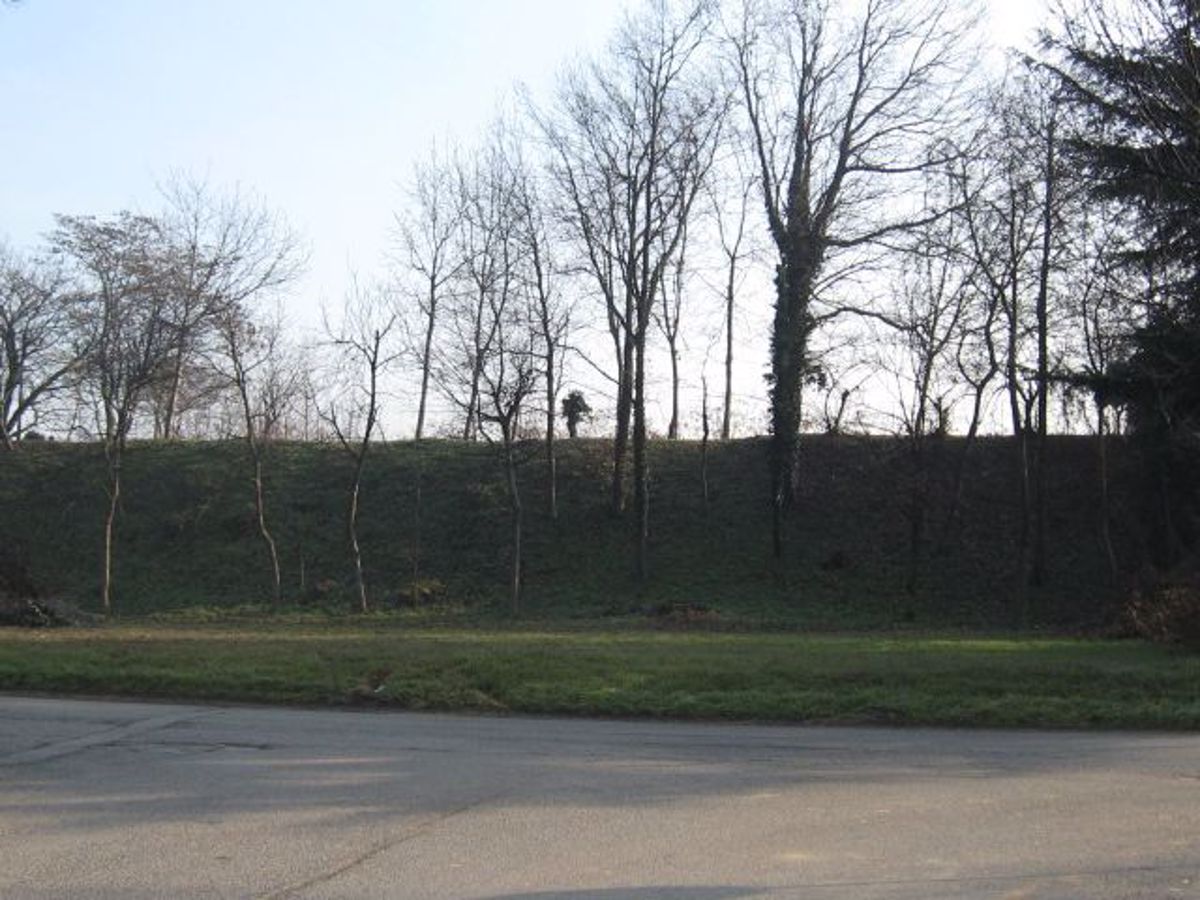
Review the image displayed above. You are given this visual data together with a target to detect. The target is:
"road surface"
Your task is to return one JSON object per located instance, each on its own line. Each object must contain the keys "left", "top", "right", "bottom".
{"left": 1, "top": 696, "right": 1198, "bottom": 898}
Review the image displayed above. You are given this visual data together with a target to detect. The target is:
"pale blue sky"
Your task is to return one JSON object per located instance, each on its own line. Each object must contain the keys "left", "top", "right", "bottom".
{"left": 1, "top": 0, "right": 627, "bottom": 328}
{"left": 1, "top": 0, "right": 1045, "bottom": 340}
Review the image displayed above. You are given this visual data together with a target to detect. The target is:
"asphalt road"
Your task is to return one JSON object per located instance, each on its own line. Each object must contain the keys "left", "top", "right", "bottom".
{"left": 1, "top": 696, "right": 1198, "bottom": 899}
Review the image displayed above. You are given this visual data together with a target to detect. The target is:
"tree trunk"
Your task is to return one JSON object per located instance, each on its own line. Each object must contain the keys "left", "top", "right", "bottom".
{"left": 101, "top": 450, "right": 121, "bottom": 617}
{"left": 161, "top": 350, "right": 185, "bottom": 440}
{"left": 348, "top": 456, "right": 368, "bottom": 613}
{"left": 611, "top": 338, "right": 633, "bottom": 514}
{"left": 1096, "top": 401, "right": 1118, "bottom": 584}
{"left": 415, "top": 287, "right": 437, "bottom": 440}
{"left": 942, "top": 382, "right": 986, "bottom": 547}
{"left": 1032, "top": 118, "right": 1055, "bottom": 588}
{"left": 231, "top": 341, "right": 282, "bottom": 605}
{"left": 463, "top": 385, "right": 479, "bottom": 441}
{"left": 250, "top": 447, "right": 282, "bottom": 605}
{"left": 410, "top": 468, "right": 423, "bottom": 604}
{"left": 1005, "top": 224, "right": 1031, "bottom": 621}
{"left": 667, "top": 338, "right": 680, "bottom": 440}
{"left": 701, "top": 375, "right": 710, "bottom": 507}
{"left": 4, "top": 378, "right": 22, "bottom": 446}
{"left": 723, "top": 270, "right": 734, "bottom": 441}
{"left": 633, "top": 312, "right": 650, "bottom": 580}
{"left": 1012, "top": 425, "right": 1032, "bottom": 624}
{"left": 504, "top": 440, "right": 523, "bottom": 615}
{"left": 769, "top": 256, "right": 812, "bottom": 559}
{"left": 999, "top": 182, "right": 1033, "bottom": 619}
{"left": 545, "top": 342, "right": 557, "bottom": 519}
{"left": 464, "top": 292, "right": 486, "bottom": 441}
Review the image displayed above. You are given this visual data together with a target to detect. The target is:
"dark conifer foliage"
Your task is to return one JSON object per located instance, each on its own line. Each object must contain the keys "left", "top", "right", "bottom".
{"left": 1047, "top": 0, "right": 1200, "bottom": 563}
{"left": 1050, "top": 0, "right": 1200, "bottom": 292}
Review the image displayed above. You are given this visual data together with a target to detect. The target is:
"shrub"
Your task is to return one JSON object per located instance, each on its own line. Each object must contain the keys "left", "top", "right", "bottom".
{"left": 1127, "top": 564, "right": 1200, "bottom": 651}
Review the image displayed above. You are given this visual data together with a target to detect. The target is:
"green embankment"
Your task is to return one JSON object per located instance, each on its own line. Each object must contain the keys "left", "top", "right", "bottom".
{"left": 0, "top": 436, "right": 1128, "bottom": 627}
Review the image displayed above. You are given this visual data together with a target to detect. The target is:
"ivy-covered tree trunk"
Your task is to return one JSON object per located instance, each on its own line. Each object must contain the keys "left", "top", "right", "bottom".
{"left": 768, "top": 255, "right": 817, "bottom": 559}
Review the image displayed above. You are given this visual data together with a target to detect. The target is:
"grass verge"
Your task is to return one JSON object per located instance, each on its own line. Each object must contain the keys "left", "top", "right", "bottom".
{"left": 1, "top": 621, "right": 1198, "bottom": 729}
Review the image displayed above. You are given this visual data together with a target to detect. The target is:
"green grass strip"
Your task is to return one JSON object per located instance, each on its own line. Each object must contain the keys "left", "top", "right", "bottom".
{"left": 1, "top": 623, "right": 1197, "bottom": 729}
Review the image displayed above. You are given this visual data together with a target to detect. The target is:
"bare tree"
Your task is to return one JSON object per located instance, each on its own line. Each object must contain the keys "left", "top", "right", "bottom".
{"left": 537, "top": 0, "right": 721, "bottom": 528}
{"left": 941, "top": 147, "right": 1005, "bottom": 538}
{"left": 52, "top": 213, "right": 175, "bottom": 615}
{"left": 396, "top": 145, "right": 463, "bottom": 440}
{"left": 538, "top": 0, "right": 722, "bottom": 576}
{"left": 436, "top": 132, "right": 541, "bottom": 609}
{"left": 213, "top": 307, "right": 300, "bottom": 605}
{"left": 729, "top": 0, "right": 977, "bottom": 556}
{"left": 507, "top": 137, "right": 572, "bottom": 519}
{"left": 0, "top": 249, "right": 78, "bottom": 447}
{"left": 153, "top": 176, "right": 303, "bottom": 439}
{"left": 1063, "top": 207, "right": 1135, "bottom": 582}
{"left": 656, "top": 219, "right": 689, "bottom": 440}
{"left": 449, "top": 142, "right": 514, "bottom": 442}
{"left": 709, "top": 170, "right": 754, "bottom": 440}
{"left": 321, "top": 283, "right": 400, "bottom": 614}
{"left": 954, "top": 75, "right": 1071, "bottom": 610}
{"left": 873, "top": 172, "right": 973, "bottom": 599}
{"left": 535, "top": 68, "right": 634, "bottom": 511}
{"left": 477, "top": 300, "right": 541, "bottom": 614}
{"left": 700, "top": 366, "right": 712, "bottom": 505}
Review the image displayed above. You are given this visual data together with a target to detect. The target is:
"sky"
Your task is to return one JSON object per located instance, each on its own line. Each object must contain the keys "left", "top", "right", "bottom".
{"left": 0, "top": 0, "right": 628, "bottom": 320}
{"left": 0, "top": 0, "right": 1049, "bottom": 436}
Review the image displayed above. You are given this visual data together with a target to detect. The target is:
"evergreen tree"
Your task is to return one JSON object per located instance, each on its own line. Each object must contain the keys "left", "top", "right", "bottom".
{"left": 1047, "top": 0, "right": 1200, "bottom": 563}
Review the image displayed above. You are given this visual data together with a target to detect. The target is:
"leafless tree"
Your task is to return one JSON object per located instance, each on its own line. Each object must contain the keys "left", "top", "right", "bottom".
{"left": 872, "top": 172, "right": 974, "bottom": 599}
{"left": 506, "top": 136, "right": 572, "bottom": 519}
{"left": 708, "top": 168, "right": 754, "bottom": 440}
{"left": 52, "top": 213, "right": 175, "bottom": 615}
{"left": 537, "top": 1, "right": 720, "bottom": 528}
{"left": 534, "top": 66, "right": 633, "bottom": 510}
{"left": 700, "top": 365, "right": 712, "bottom": 505}
{"left": 1029, "top": 105, "right": 1060, "bottom": 588}
{"left": 1062, "top": 206, "right": 1135, "bottom": 582}
{"left": 213, "top": 306, "right": 301, "bottom": 604}
{"left": 321, "top": 282, "right": 400, "bottom": 614}
{"left": 729, "top": 0, "right": 978, "bottom": 556}
{"left": 941, "top": 152, "right": 1005, "bottom": 538}
{"left": 396, "top": 145, "right": 463, "bottom": 440}
{"left": 538, "top": 0, "right": 722, "bottom": 576}
{"left": 0, "top": 249, "right": 78, "bottom": 447}
{"left": 955, "top": 75, "right": 1072, "bottom": 611}
{"left": 153, "top": 176, "right": 303, "bottom": 439}
{"left": 476, "top": 300, "right": 541, "bottom": 614}
{"left": 447, "top": 140, "right": 516, "bottom": 442}
{"left": 656, "top": 218, "right": 689, "bottom": 439}
{"left": 436, "top": 131, "right": 542, "bottom": 609}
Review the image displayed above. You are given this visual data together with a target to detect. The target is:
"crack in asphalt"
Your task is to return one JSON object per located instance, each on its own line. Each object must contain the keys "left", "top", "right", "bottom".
{"left": 257, "top": 790, "right": 511, "bottom": 899}
{"left": 0, "top": 707, "right": 216, "bottom": 766}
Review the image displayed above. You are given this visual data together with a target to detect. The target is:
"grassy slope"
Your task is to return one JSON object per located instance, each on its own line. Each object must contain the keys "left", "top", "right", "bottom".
{"left": 1, "top": 623, "right": 1196, "bottom": 728}
{"left": 0, "top": 435, "right": 1132, "bottom": 626}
